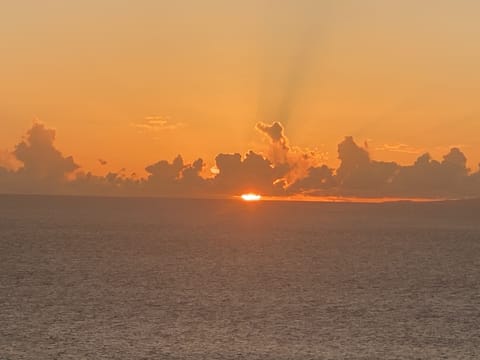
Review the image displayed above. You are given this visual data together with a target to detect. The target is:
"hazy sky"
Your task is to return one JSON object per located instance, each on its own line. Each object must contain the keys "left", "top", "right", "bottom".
{"left": 2, "top": 0, "right": 480, "bottom": 176}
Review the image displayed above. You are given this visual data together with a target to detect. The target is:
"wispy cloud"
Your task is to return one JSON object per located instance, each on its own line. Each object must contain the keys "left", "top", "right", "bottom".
{"left": 375, "top": 143, "right": 424, "bottom": 155}
{"left": 131, "top": 116, "right": 185, "bottom": 133}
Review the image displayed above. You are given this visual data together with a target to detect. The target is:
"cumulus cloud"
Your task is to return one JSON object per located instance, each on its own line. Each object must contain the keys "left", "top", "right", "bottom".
{"left": 143, "top": 155, "right": 207, "bottom": 197}
{"left": 256, "top": 122, "right": 289, "bottom": 149}
{"left": 2, "top": 122, "right": 480, "bottom": 200}
{"left": 389, "top": 148, "right": 469, "bottom": 197}
{"left": 0, "top": 149, "right": 20, "bottom": 170}
{"left": 69, "top": 171, "right": 135, "bottom": 196}
{"left": 0, "top": 123, "right": 79, "bottom": 194}
{"left": 146, "top": 155, "right": 185, "bottom": 184}
{"left": 336, "top": 136, "right": 399, "bottom": 196}
{"left": 255, "top": 121, "right": 326, "bottom": 185}
{"left": 255, "top": 121, "right": 290, "bottom": 166}
{"left": 287, "top": 164, "right": 335, "bottom": 195}
{"left": 211, "top": 151, "right": 288, "bottom": 196}
{"left": 13, "top": 123, "right": 79, "bottom": 181}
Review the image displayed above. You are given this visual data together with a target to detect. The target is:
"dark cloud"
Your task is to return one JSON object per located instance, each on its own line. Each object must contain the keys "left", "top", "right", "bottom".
{"left": 14, "top": 123, "right": 79, "bottom": 181}
{"left": 0, "top": 123, "right": 79, "bottom": 194}
{"left": 287, "top": 164, "right": 335, "bottom": 195}
{"left": 336, "top": 136, "right": 399, "bottom": 196}
{"left": 331, "top": 137, "right": 474, "bottom": 198}
{"left": 145, "top": 155, "right": 185, "bottom": 185}
{"left": 69, "top": 171, "right": 141, "bottom": 197}
{"left": 467, "top": 166, "right": 480, "bottom": 197}
{"left": 0, "top": 149, "right": 20, "bottom": 170}
{"left": 2, "top": 122, "right": 480, "bottom": 200}
{"left": 256, "top": 122, "right": 289, "bottom": 149}
{"left": 389, "top": 148, "right": 469, "bottom": 198}
{"left": 181, "top": 159, "right": 206, "bottom": 189}
{"left": 212, "top": 151, "right": 288, "bottom": 196}
{"left": 143, "top": 155, "right": 207, "bottom": 197}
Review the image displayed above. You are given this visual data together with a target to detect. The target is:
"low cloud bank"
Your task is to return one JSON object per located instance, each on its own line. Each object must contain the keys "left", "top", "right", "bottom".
{"left": 1, "top": 122, "right": 480, "bottom": 199}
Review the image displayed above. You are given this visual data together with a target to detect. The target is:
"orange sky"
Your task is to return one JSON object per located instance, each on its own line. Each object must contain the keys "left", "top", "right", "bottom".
{"left": 1, "top": 1, "right": 480, "bottom": 176}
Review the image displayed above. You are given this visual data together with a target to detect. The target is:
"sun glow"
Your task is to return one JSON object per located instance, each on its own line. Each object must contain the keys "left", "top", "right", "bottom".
{"left": 241, "top": 193, "right": 262, "bottom": 201}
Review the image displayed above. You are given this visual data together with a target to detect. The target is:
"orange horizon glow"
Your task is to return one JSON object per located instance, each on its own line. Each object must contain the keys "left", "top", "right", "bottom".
{"left": 248, "top": 195, "right": 450, "bottom": 203}
{"left": 234, "top": 194, "right": 456, "bottom": 203}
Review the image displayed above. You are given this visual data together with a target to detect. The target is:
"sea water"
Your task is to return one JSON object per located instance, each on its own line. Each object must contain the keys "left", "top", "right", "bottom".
{"left": 1, "top": 195, "right": 479, "bottom": 359}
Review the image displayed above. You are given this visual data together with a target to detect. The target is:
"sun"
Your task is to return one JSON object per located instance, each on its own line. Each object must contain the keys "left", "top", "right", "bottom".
{"left": 241, "top": 193, "right": 262, "bottom": 201}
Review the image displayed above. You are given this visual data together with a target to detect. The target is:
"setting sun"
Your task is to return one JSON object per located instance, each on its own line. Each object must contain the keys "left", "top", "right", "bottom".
{"left": 241, "top": 193, "right": 262, "bottom": 201}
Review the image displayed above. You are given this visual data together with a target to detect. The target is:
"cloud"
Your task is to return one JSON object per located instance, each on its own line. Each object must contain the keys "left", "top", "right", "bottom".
{"left": 255, "top": 121, "right": 326, "bottom": 185}
{"left": 98, "top": 158, "right": 108, "bottom": 166}
{"left": 255, "top": 121, "right": 290, "bottom": 166}
{"left": 287, "top": 164, "right": 335, "bottom": 195}
{"left": 335, "top": 136, "right": 399, "bottom": 196}
{"left": 329, "top": 137, "right": 474, "bottom": 198}
{"left": 13, "top": 123, "right": 79, "bottom": 181}
{"left": 145, "top": 155, "right": 185, "bottom": 183}
{"left": 0, "top": 149, "right": 20, "bottom": 170}
{"left": 2, "top": 122, "right": 480, "bottom": 200}
{"left": 389, "top": 148, "right": 469, "bottom": 197}
{"left": 131, "top": 116, "right": 185, "bottom": 133}
{"left": 375, "top": 143, "right": 423, "bottom": 155}
{"left": 0, "top": 123, "right": 79, "bottom": 194}
{"left": 211, "top": 151, "right": 288, "bottom": 196}
{"left": 256, "top": 122, "right": 289, "bottom": 149}
{"left": 143, "top": 155, "right": 207, "bottom": 196}
{"left": 69, "top": 171, "right": 142, "bottom": 197}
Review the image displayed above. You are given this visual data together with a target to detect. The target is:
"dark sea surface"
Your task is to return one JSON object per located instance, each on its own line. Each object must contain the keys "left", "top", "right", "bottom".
{"left": 1, "top": 195, "right": 479, "bottom": 359}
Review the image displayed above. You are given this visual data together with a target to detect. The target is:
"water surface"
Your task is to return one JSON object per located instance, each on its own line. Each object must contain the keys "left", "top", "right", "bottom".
{"left": 1, "top": 195, "right": 479, "bottom": 359}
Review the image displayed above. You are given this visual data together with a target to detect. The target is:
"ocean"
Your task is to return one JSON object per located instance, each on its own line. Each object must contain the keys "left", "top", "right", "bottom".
{"left": 1, "top": 195, "right": 479, "bottom": 359}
